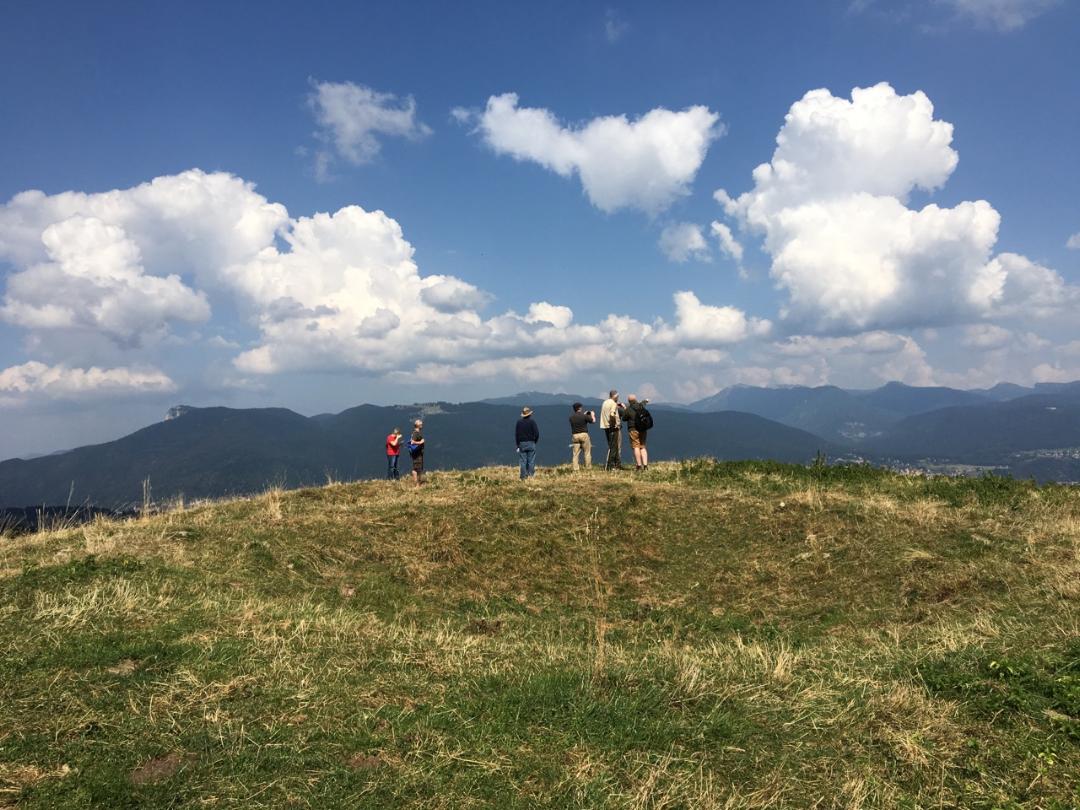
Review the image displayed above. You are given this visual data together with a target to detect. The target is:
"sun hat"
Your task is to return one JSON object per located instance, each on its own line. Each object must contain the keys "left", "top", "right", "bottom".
{"left": 521, "top": 406, "right": 533, "bottom": 417}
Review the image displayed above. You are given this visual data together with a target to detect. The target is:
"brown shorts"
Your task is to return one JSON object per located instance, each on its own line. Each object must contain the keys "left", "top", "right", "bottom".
{"left": 412, "top": 454, "right": 424, "bottom": 472}
{"left": 629, "top": 429, "right": 646, "bottom": 449}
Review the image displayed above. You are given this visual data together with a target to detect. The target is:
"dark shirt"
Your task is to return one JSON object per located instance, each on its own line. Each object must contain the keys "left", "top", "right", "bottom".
{"left": 623, "top": 402, "right": 644, "bottom": 430}
{"left": 411, "top": 430, "right": 424, "bottom": 456}
{"left": 569, "top": 412, "right": 591, "bottom": 435}
{"left": 515, "top": 417, "right": 539, "bottom": 446}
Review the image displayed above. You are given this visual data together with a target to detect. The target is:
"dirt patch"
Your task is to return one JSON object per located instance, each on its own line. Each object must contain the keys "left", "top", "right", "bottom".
{"left": 106, "top": 658, "right": 138, "bottom": 675}
{"left": 467, "top": 618, "right": 503, "bottom": 636}
{"left": 130, "top": 752, "right": 194, "bottom": 786}
{"left": 346, "top": 753, "right": 383, "bottom": 770}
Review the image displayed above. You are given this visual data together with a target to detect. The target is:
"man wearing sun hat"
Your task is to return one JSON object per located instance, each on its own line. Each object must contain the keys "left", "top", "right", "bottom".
{"left": 515, "top": 406, "right": 540, "bottom": 480}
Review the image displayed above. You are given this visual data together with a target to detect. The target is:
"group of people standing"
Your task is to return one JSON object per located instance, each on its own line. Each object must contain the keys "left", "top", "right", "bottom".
{"left": 385, "top": 391, "right": 653, "bottom": 484}
{"left": 515, "top": 391, "right": 651, "bottom": 479}
{"left": 384, "top": 419, "right": 426, "bottom": 486}
{"left": 572, "top": 389, "right": 652, "bottom": 472}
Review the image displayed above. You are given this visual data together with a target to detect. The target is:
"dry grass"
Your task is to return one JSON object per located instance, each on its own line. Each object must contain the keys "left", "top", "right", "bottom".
{"left": 1, "top": 461, "right": 1077, "bottom": 808}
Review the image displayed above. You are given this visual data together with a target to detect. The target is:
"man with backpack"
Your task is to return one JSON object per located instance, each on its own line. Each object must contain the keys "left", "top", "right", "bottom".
{"left": 408, "top": 419, "right": 426, "bottom": 487}
{"left": 623, "top": 394, "right": 653, "bottom": 472}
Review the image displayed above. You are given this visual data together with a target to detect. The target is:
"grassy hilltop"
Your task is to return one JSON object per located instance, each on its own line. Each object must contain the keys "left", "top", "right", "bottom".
{"left": 1, "top": 461, "right": 1078, "bottom": 808}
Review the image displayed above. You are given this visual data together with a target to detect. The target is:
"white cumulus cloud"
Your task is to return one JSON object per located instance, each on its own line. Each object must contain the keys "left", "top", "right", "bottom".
{"left": 0, "top": 169, "right": 287, "bottom": 284}
{"left": 961, "top": 323, "right": 1013, "bottom": 350}
{"left": 524, "top": 302, "right": 574, "bottom": 329}
{"left": 768, "top": 330, "right": 937, "bottom": 386}
{"left": 988, "top": 252, "right": 1080, "bottom": 315}
{"left": 0, "top": 361, "right": 176, "bottom": 403}
{"left": 1066, "top": 232, "right": 1080, "bottom": 249}
{"left": 710, "top": 221, "right": 743, "bottom": 263}
{"left": 356, "top": 307, "right": 401, "bottom": 338}
{"left": 474, "top": 93, "right": 722, "bottom": 214}
{"left": 770, "top": 330, "right": 909, "bottom": 357}
{"left": 213, "top": 200, "right": 769, "bottom": 379}
{"left": 1, "top": 216, "right": 209, "bottom": 347}
{"left": 419, "top": 276, "right": 493, "bottom": 313}
{"left": 768, "top": 195, "right": 1002, "bottom": 331}
{"left": 0, "top": 169, "right": 773, "bottom": 399}
{"left": 664, "top": 291, "right": 772, "bottom": 347}
{"left": 719, "top": 82, "right": 1077, "bottom": 333}
{"left": 659, "top": 223, "right": 710, "bottom": 263}
{"left": 308, "top": 80, "right": 432, "bottom": 179}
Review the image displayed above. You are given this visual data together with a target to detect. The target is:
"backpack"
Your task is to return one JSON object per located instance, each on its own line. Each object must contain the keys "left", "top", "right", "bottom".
{"left": 636, "top": 406, "right": 654, "bottom": 431}
{"left": 408, "top": 442, "right": 422, "bottom": 458}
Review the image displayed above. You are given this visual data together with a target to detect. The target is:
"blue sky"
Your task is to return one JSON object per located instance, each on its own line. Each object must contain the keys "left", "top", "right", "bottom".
{"left": 1, "top": 0, "right": 1078, "bottom": 458}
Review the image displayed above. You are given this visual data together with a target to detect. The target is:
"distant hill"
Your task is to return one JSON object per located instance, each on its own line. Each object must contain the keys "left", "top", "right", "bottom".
{"left": 477, "top": 391, "right": 598, "bottom": 407}
{"left": 865, "top": 391, "right": 1080, "bottom": 464}
{"left": 686, "top": 381, "right": 1072, "bottom": 445}
{"left": 975, "top": 382, "right": 1037, "bottom": 401}
{"left": 850, "top": 381, "right": 989, "bottom": 415}
{"left": 480, "top": 391, "right": 692, "bottom": 412}
{"left": 688, "top": 384, "right": 892, "bottom": 441}
{"left": 0, "top": 402, "right": 835, "bottom": 508}
{"left": 973, "top": 381, "right": 1080, "bottom": 401}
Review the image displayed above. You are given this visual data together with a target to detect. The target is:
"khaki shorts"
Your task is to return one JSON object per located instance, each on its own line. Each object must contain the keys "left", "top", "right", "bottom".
{"left": 629, "top": 429, "right": 646, "bottom": 449}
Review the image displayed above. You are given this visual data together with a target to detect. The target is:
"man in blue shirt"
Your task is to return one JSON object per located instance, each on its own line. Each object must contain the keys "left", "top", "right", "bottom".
{"left": 515, "top": 406, "right": 540, "bottom": 480}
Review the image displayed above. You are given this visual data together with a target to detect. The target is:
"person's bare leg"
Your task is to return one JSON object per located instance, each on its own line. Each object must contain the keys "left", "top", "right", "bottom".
{"left": 641, "top": 447, "right": 648, "bottom": 468}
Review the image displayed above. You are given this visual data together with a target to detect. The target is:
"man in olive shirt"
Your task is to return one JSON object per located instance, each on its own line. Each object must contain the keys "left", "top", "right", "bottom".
{"left": 568, "top": 402, "right": 595, "bottom": 470}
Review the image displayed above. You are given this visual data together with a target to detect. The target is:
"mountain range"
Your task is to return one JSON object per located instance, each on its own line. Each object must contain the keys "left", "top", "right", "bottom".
{"left": 2, "top": 381, "right": 1078, "bottom": 508}
{"left": 0, "top": 402, "right": 834, "bottom": 508}
{"left": 686, "top": 380, "right": 1080, "bottom": 444}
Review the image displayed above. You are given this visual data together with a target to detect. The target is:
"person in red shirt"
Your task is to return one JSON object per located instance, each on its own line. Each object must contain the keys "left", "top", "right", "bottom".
{"left": 385, "top": 427, "right": 403, "bottom": 480}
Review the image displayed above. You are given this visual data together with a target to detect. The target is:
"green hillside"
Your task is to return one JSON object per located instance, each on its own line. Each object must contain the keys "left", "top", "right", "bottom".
{"left": 1, "top": 461, "right": 1077, "bottom": 808}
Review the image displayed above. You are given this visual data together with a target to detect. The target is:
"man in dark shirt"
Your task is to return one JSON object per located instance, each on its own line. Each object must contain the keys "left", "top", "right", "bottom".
{"left": 624, "top": 394, "right": 650, "bottom": 471}
{"left": 568, "top": 402, "right": 595, "bottom": 470}
{"left": 515, "top": 406, "right": 540, "bottom": 480}
{"left": 409, "top": 419, "right": 426, "bottom": 487}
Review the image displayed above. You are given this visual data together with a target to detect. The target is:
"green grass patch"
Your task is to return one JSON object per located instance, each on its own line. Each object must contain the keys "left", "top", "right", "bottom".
{"left": 0, "top": 461, "right": 1077, "bottom": 808}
